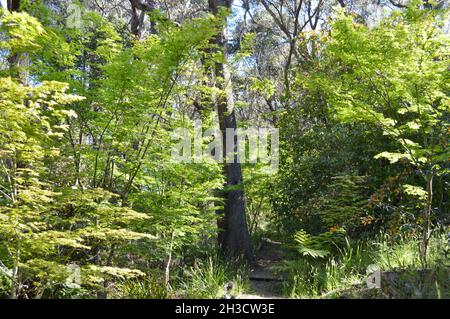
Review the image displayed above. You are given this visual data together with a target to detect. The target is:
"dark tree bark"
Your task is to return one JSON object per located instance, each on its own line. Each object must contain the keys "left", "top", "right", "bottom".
{"left": 7, "top": 0, "right": 29, "bottom": 84}
{"left": 7, "top": 0, "right": 20, "bottom": 11}
{"left": 129, "top": 0, "right": 156, "bottom": 37}
{"left": 208, "top": 0, "right": 254, "bottom": 262}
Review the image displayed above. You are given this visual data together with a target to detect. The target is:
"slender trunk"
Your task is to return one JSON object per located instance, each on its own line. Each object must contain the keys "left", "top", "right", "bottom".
{"left": 10, "top": 241, "right": 19, "bottom": 299}
{"left": 164, "top": 231, "right": 175, "bottom": 286}
{"left": 438, "top": 175, "right": 444, "bottom": 214}
{"left": 99, "top": 245, "right": 115, "bottom": 299}
{"left": 420, "top": 172, "right": 433, "bottom": 268}
{"left": 93, "top": 217, "right": 107, "bottom": 299}
{"left": 9, "top": 152, "right": 19, "bottom": 299}
{"left": 209, "top": 0, "right": 254, "bottom": 262}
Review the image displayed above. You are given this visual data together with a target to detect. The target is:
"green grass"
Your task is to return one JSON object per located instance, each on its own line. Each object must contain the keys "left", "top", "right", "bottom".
{"left": 179, "top": 255, "right": 250, "bottom": 299}
{"left": 113, "top": 273, "right": 171, "bottom": 299}
{"left": 279, "top": 231, "right": 449, "bottom": 299}
{"left": 110, "top": 254, "right": 250, "bottom": 299}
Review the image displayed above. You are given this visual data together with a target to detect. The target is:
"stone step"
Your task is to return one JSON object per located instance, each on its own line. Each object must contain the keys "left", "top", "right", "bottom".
{"left": 249, "top": 267, "right": 286, "bottom": 282}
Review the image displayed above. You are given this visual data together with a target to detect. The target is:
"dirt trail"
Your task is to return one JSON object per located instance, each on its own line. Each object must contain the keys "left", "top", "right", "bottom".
{"left": 238, "top": 238, "right": 288, "bottom": 299}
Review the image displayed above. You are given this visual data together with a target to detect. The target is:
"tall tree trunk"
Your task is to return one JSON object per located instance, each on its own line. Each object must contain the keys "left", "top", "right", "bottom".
{"left": 129, "top": 0, "right": 156, "bottom": 37}
{"left": 209, "top": 0, "right": 254, "bottom": 262}
{"left": 7, "top": 0, "right": 29, "bottom": 84}
{"left": 7, "top": 0, "right": 23, "bottom": 299}
{"left": 7, "top": 0, "right": 20, "bottom": 11}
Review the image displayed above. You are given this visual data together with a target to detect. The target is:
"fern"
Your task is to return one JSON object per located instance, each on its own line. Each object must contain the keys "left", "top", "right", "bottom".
{"left": 294, "top": 230, "right": 330, "bottom": 259}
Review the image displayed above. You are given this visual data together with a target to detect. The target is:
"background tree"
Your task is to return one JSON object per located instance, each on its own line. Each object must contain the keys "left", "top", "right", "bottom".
{"left": 208, "top": 0, "right": 254, "bottom": 262}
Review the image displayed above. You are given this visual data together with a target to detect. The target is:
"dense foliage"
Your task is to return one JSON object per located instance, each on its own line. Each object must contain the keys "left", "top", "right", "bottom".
{"left": 0, "top": 0, "right": 448, "bottom": 299}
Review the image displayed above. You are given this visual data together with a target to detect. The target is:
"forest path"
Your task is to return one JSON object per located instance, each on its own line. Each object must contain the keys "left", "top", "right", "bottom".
{"left": 238, "top": 238, "right": 288, "bottom": 299}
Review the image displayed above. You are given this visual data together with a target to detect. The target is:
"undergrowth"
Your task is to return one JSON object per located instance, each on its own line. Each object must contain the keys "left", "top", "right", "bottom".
{"left": 278, "top": 231, "right": 449, "bottom": 299}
